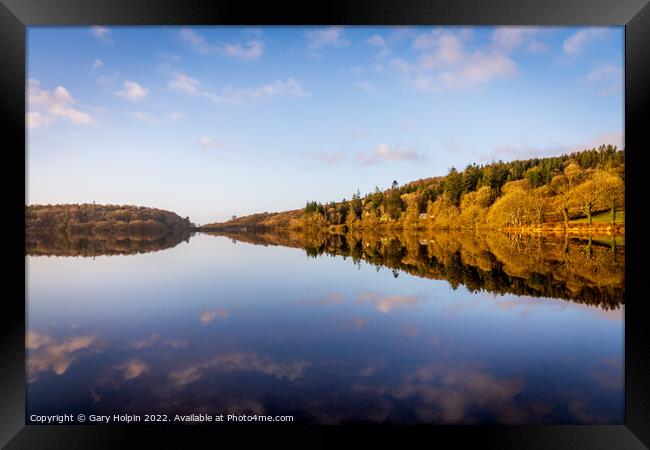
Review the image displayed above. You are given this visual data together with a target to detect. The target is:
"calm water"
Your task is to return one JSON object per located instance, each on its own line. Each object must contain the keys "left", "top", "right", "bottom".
{"left": 26, "top": 232, "right": 624, "bottom": 424}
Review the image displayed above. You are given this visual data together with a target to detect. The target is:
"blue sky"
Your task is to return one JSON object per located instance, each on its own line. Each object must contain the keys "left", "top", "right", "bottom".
{"left": 27, "top": 26, "right": 623, "bottom": 224}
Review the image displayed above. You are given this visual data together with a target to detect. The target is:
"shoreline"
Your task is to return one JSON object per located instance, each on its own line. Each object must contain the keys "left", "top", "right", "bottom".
{"left": 199, "top": 223, "right": 624, "bottom": 237}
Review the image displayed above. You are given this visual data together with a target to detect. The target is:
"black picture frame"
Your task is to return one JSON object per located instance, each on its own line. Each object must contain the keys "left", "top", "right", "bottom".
{"left": 2, "top": 0, "right": 648, "bottom": 448}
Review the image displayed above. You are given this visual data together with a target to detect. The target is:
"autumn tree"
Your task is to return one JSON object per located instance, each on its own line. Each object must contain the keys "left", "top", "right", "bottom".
{"left": 529, "top": 186, "right": 549, "bottom": 226}
{"left": 570, "top": 176, "right": 601, "bottom": 226}
{"left": 486, "top": 182, "right": 530, "bottom": 228}
{"left": 563, "top": 161, "right": 582, "bottom": 189}
{"left": 349, "top": 192, "right": 363, "bottom": 220}
{"left": 550, "top": 174, "right": 572, "bottom": 227}
{"left": 594, "top": 170, "right": 625, "bottom": 224}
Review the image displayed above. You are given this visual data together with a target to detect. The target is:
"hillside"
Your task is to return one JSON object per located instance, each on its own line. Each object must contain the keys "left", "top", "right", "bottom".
{"left": 201, "top": 145, "right": 624, "bottom": 233}
{"left": 201, "top": 209, "right": 302, "bottom": 231}
{"left": 26, "top": 204, "right": 195, "bottom": 255}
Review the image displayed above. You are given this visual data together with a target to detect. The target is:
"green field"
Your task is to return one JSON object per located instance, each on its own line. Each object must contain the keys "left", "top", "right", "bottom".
{"left": 570, "top": 210, "right": 625, "bottom": 225}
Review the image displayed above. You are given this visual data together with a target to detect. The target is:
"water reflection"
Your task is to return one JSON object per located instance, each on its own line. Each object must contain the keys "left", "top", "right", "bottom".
{"left": 207, "top": 229, "right": 624, "bottom": 309}
{"left": 26, "top": 232, "right": 623, "bottom": 424}
{"left": 169, "top": 353, "right": 311, "bottom": 388}
{"left": 26, "top": 228, "right": 193, "bottom": 256}
{"left": 27, "top": 331, "right": 99, "bottom": 382}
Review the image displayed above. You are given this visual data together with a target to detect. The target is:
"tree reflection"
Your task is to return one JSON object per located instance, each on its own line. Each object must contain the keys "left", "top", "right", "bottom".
{"left": 26, "top": 228, "right": 194, "bottom": 257}
{"left": 207, "top": 229, "right": 624, "bottom": 310}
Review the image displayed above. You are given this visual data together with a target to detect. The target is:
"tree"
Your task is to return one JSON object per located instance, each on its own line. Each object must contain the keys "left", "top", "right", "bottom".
{"left": 524, "top": 166, "right": 543, "bottom": 188}
{"left": 336, "top": 201, "right": 350, "bottom": 224}
{"left": 350, "top": 192, "right": 362, "bottom": 220}
{"left": 444, "top": 167, "right": 464, "bottom": 206}
{"left": 571, "top": 177, "right": 601, "bottom": 226}
{"left": 384, "top": 189, "right": 405, "bottom": 220}
{"left": 529, "top": 186, "right": 549, "bottom": 226}
{"left": 462, "top": 163, "right": 481, "bottom": 193}
{"left": 563, "top": 161, "right": 581, "bottom": 189}
{"left": 550, "top": 174, "right": 571, "bottom": 227}
{"left": 486, "top": 186, "right": 530, "bottom": 227}
{"left": 304, "top": 201, "right": 319, "bottom": 214}
{"left": 594, "top": 170, "right": 625, "bottom": 224}
{"left": 481, "top": 162, "right": 509, "bottom": 193}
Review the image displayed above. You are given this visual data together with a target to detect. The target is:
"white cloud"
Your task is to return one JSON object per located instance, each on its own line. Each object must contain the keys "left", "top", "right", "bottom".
{"left": 306, "top": 27, "right": 349, "bottom": 49}
{"left": 391, "top": 29, "right": 518, "bottom": 92}
{"left": 178, "top": 28, "right": 265, "bottom": 61}
{"left": 527, "top": 39, "right": 549, "bottom": 53}
{"left": 27, "top": 111, "right": 54, "bottom": 129}
{"left": 412, "top": 29, "right": 445, "bottom": 50}
{"left": 389, "top": 58, "right": 413, "bottom": 75}
{"left": 562, "top": 28, "right": 610, "bottom": 56}
{"left": 168, "top": 73, "right": 201, "bottom": 95}
{"left": 129, "top": 111, "right": 158, "bottom": 125}
{"left": 179, "top": 28, "right": 213, "bottom": 54}
{"left": 248, "top": 79, "right": 306, "bottom": 100}
{"left": 366, "top": 34, "right": 386, "bottom": 47}
{"left": 584, "top": 131, "right": 624, "bottom": 150}
{"left": 90, "top": 26, "right": 112, "bottom": 44}
{"left": 375, "top": 144, "right": 423, "bottom": 161}
{"left": 27, "top": 79, "right": 94, "bottom": 129}
{"left": 438, "top": 52, "right": 517, "bottom": 88}
{"left": 481, "top": 131, "right": 624, "bottom": 161}
{"left": 223, "top": 40, "right": 265, "bottom": 61}
{"left": 90, "top": 59, "right": 121, "bottom": 88}
{"left": 114, "top": 81, "right": 148, "bottom": 102}
{"left": 91, "top": 59, "right": 103, "bottom": 74}
{"left": 168, "top": 72, "right": 306, "bottom": 105}
{"left": 366, "top": 33, "right": 391, "bottom": 57}
{"left": 357, "top": 144, "right": 424, "bottom": 166}
{"left": 165, "top": 111, "right": 187, "bottom": 121}
{"left": 355, "top": 81, "right": 376, "bottom": 93}
{"left": 586, "top": 64, "right": 622, "bottom": 82}
{"left": 491, "top": 27, "right": 539, "bottom": 52}
{"left": 422, "top": 33, "right": 464, "bottom": 66}
{"left": 586, "top": 64, "right": 623, "bottom": 95}
{"left": 199, "top": 136, "right": 225, "bottom": 150}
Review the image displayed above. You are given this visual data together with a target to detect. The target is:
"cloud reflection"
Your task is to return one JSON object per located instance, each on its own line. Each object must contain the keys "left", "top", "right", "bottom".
{"left": 27, "top": 331, "right": 97, "bottom": 382}
{"left": 114, "top": 358, "right": 148, "bottom": 380}
{"left": 131, "top": 333, "right": 188, "bottom": 349}
{"left": 356, "top": 291, "right": 423, "bottom": 313}
{"left": 199, "top": 308, "right": 230, "bottom": 325}
{"left": 352, "top": 363, "right": 526, "bottom": 424}
{"left": 169, "top": 353, "right": 310, "bottom": 388}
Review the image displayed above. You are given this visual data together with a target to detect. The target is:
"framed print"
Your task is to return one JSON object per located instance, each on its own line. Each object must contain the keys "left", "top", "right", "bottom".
{"left": 1, "top": 0, "right": 649, "bottom": 448}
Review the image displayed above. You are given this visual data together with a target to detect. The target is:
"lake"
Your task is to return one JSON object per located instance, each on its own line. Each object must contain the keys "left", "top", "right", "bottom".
{"left": 26, "top": 230, "right": 624, "bottom": 424}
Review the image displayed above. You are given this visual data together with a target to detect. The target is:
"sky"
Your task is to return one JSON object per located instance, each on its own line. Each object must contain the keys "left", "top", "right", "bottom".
{"left": 27, "top": 26, "right": 624, "bottom": 224}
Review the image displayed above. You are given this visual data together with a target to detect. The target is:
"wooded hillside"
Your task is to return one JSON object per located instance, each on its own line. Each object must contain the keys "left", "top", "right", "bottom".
{"left": 202, "top": 145, "right": 624, "bottom": 233}
{"left": 26, "top": 204, "right": 195, "bottom": 239}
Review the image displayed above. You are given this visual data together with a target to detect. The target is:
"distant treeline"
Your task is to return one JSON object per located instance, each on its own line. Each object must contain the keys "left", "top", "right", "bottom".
{"left": 26, "top": 204, "right": 195, "bottom": 256}
{"left": 203, "top": 145, "right": 624, "bottom": 233}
